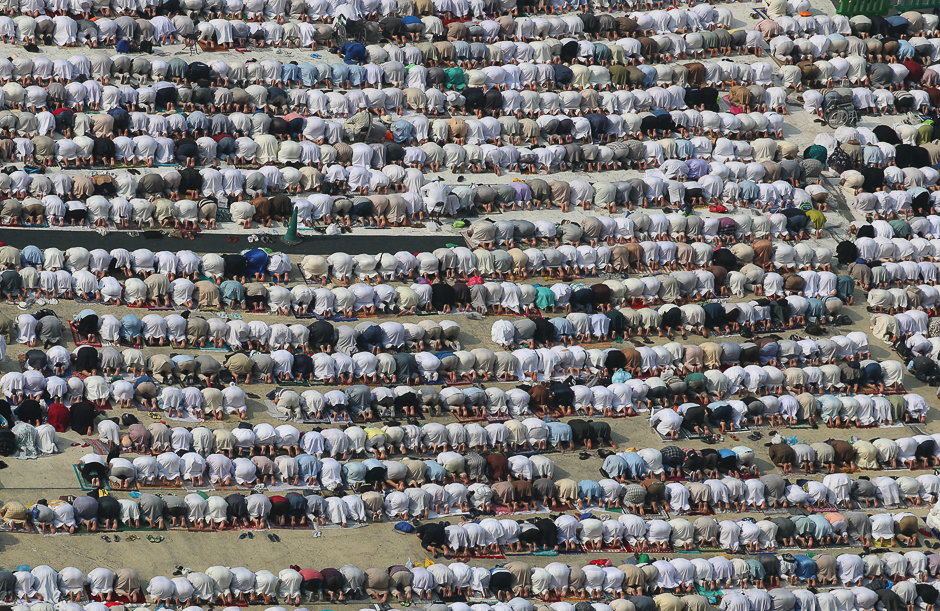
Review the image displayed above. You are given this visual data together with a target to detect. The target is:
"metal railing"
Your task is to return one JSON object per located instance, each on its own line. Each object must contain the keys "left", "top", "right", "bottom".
{"left": 836, "top": 0, "right": 891, "bottom": 16}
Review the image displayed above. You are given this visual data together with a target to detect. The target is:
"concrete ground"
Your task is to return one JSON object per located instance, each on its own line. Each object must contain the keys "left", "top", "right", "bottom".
{"left": 0, "top": 252, "right": 932, "bottom": 603}
{"left": 0, "top": 0, "right": 931, "bottom": 602}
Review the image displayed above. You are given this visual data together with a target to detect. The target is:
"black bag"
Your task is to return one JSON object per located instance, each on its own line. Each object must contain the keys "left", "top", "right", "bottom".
{"left": 0, "top": 429, "right": 15, "bottom": 456}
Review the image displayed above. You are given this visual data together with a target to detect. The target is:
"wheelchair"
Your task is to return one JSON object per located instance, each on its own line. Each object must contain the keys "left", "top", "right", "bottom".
{"left": 824, "top": 95, "right": 858, "bottom": 128}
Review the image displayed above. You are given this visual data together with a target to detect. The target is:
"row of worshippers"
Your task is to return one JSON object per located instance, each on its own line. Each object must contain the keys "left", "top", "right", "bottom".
{"left": 840, "top": 271, "right": 940, "bottom": 303}
{"left": 608, "top": 458, "right": 940, "bottom": 511}
{"left": 6, "top": 552, "right": 940, "bottom": 608}
{"left": 0, "top": 249, "right": 851, "bottom": 320}
{"left": 867, "top": 283, "right": 940, "bottom": 317}
{"left": 0, "top": 11, "right": 932, "bottom": 110}
{"left": 0, "top": 151, "right": 820, "bottom": 231}
{"left": 1, "top": 40, "right": 933, "bottom": 129}
{"left": 6, "top": 459, "right": 933, "bottom": 550}
{"left": 816, "top": 120, "right": 940, "bottom": 181}
{"left": 75, "top": 443, "right": 549, "bottom": 492}
{"left": 24, "top": 318, "right": 460, "bottom": 360}
{"left": 3, "top": 309, "right": 901, "bottom": 381}
{"left": 0, "top": 111, "right": 792, "bottom": 190}
{"left": 507, "top": 277, "right": 849, "bottom": 335}
{"left": 0, "top": 11, "right": 873, "bottom": 87}
{"left": 0, "top": 0, "right": 896, "bottom": 45}
{"left": 0, "top": 258, "right": 778, "bottom": 315}
{"left": 6, "top": 337, "right": 911, "bottom": 422}
{"left": 301, "top": 238, "right": 831, "bottom": 291}
{"left": 491, "top": 295, "right": 850, "bottom": 348}
{"left": 769, "top": 434, "right": 940, "bottom": 473}
{"left": 0, "top": 52, "right": 799, "bottom": 143}
{"left": 0, "top": 260, "right": 774, "bottom": 315}
{"left": 827, "top": 128, "right": 940, "bottom": 198}
{"left": 839, "top": 225, "right": 940, "bottom": 266}
{"left": 460, "top": 206, "right": 825, "bottom": 254}
{"left": 848, "top": 173, "right": 940, "bottom": 220}
{"left": 851, "top": 220, "right": 940, "bottom": 257}
{"left": 814, "top": 122, "right": 940, "bottom": 182}
{"left": 0, "top": 15, "right": 933, "bottom": 104}
{"left": 0, "top": 208, "right": 822, "bottom": 285}
{"left": 0, "top": 0, "right": 524, "bottom": 35}
{"left": 0, "top": 56, "right": 799, "bottom": 140}
{"left": 869, "top": 308, "right": 933, "bottom": 347}
{"left": 650, "top": 389, "right": 923, "bottom": 439}
{"left": 0, "top": 4, "right": 744, "bottom": 54}
{"left": 107, "top": 418, "right": 618, "bottom": 459}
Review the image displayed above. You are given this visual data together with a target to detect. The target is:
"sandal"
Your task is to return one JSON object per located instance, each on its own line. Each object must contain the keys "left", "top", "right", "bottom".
{"left": 101, "top": 535, "right": 111, "bottom": 542}
{"left": 147, "top": 534, "right": 165, "bottom": 543}
{"left": 113, "top": 534, "right": 121, "bottom": 542}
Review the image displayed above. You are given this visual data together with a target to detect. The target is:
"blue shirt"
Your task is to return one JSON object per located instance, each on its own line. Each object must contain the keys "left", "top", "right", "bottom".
{"left": 424, "top": 460, "right": 446, "bottom": 482}
{"left": 339, "top": 42, "right": 366, "bottom": 64}
{"left": 577, "top": 479, "right": 602, "bottom": 500}
{"left": 622, "top": 451, "right": 649, "bottom": 478}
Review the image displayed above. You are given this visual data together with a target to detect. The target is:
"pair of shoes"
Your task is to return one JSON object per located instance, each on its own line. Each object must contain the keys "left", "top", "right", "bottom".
{"left": 267, "top": 533, "right": 281, "bottom": 542}
{"left": 239, "top": 532, "right": 254, "bottom": 539}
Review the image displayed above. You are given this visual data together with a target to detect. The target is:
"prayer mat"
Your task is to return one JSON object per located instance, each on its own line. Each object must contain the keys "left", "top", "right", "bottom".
{"left": 454, "top": 413, "right": 488, "bottom": 423}
{"left": 73, "top": 464, "right": 111, "bottom": 491}
{"left": 138, "top": 478, "right": 183, "bottom": 490}
{"left": 86, "top": 591, "right": 135, "bottom": 604}
{"left": 626, "top": 542, "right": 673, "bottom": 554}
{"left": 581, "top": 541, "right": 630, "bottom": 553}
{"left": 69, "top": 322, "right": 102, "bottom": 347}
{"left": 451, "top": 551, "right": 506, "bottom": 560}
{"left": 81, "top": 438, "right": 112, "bottom": 455}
